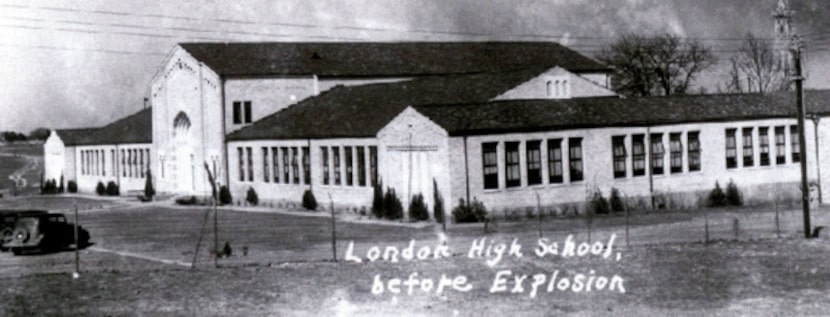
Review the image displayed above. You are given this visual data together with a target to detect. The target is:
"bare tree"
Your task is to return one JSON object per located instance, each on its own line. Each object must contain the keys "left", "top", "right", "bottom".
{"left": 598, "top": 33, "right": 716, "bottom": 96}
{"left": 725, "top": 32, "right": 789, "bottom": 94}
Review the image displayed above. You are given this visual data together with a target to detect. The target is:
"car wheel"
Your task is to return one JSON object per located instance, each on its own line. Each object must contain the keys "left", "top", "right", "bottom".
{"left": 13, "top": 228, "right": 29, "bottom": 243}
{"left": 0, "top": 228, "right": 12, "bottom": 246}
{"left": 11, "top": 248, "right": 21, "bottom": 256}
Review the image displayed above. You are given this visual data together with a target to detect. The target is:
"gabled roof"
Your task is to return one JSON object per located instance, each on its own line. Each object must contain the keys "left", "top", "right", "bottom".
{"left": 227, "top": 68, "right": 551, "bottom": 140}
{"left": 415, "top": 90, "right": 830, "bottom": 136}
{"left": 57, "top": 108, "right": 152, "bottom": 146}
{"left": 180, "top": 41, "right": 610, "bottom": 77}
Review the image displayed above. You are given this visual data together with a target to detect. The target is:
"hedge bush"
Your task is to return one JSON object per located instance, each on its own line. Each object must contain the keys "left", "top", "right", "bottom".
{"left": 452, "top": 198, "right": 488, "bottom": 223}
{"left": 707, "top": 181, "right": 728, "bottom": 207}
{"left": 383, "top": 187, "right": 403, "bottom": 220}
{"left": 96, "top": 181, "right": 106, "bottom": 196}
{"left": 67, "top": 180, "right": 78, "bottom": 193}
{"left": 408, "top": 193, "right": 429, "bottom": 221}
{"left": 726, "top": 179, "right": 743, "bottom": 207}
{"left": 106, "top": 181, "right": 119, "bottom": 196}
{"left": 144, "top": 171, "right": 155, "bottom": 200}
{"left": 371, "top": 180, "right": 384, "bottom": 218}
{"left": 587, "top": 189, "right": 610, "bottom": 215}
{"left": 302, "top": 189, "right": 318, "bottom": 211}
{"left": 246, "top": 187, "right": 259, "bottom": 206}
{"left": 219, "top": 185, "right": 232, "bottom": 205}
{"left": 610, "top": 187, "right": 624, "bottom": 213}
{"left": 433, "top": 179, "right": 445, "bottom": 224}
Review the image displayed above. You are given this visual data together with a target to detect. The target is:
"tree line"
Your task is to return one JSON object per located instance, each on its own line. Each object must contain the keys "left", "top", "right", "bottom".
{"left": 1, "top": 128, "right": 50, "bottom": 143}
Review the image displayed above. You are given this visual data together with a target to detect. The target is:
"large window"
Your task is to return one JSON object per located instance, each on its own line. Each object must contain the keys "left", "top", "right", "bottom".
{"left": 775, "top": 126, "right": 786, "bottom": 164}
{"left": 302, "top": 147, "right": 310, "bottom": 185}
{"left": 569, "top": 138, "right": 583, "bottom": 182}
{"left": 526, "top": 141, "right": 542, "bottom": 185}
{"left": 282, "top": 147, "right": 290, "bottom": 183}
{"left": 742, "top": 127, "right": 754, "bottom": 167}
{"left": 670, "top": 133, "right": 683, "bottom": 174}
{"left": 651, "top": 133, "right": 664, "bottom": 175}
{"left": 262, "top": 147, "right": 270, "bottom": 183}
{"left": 232, "top": 101, "right": 253, "bottom": 124}
{"left": 759, "top": 127, "right": 770, "bottom": 166}
{"left": 482, "top": 142, "right": 498, "bottom": 189}
{"left": 345, "top": 146, "right": 353, "bottom": 186}
{"left": 238, "top": 147, "right": 244, "bottom": 181}
{"left": 244, "top": 101, "right": 252, "bottom": 124}
{"left": 272, "top": 147, "right": 279, "bottom": 183}
{"left": 357, "top": 147, "right": 366, "bottom": 186}
{"left": 688, "top": 132, "right": 701, "bottom": 172}
{"left": 612, "top": 136, "right": 627, "bottom": 179}
{"left": 548, "top": 139, "right": 563, "bottom": 184}
{"left": 791, "top": 125, "right": 800, "bottom": 163}
{"left": 333, "top": 147, "right": 341, "bottom": 185}
{"left": 505, "top": 142, "right": 521, "bottom": 188}
{"left": 246, "top": 147, "right": 253, "bottom": 182}
{"left": 321, "top": 147, "right": 329, "bottom": 185}
{"left": 632, "top": 134, "right": 646, "bottom": 176}
{"left": 291, "top": 147, "right": 299, "bottom": 184}
{"left": 726, "top": 129, "right": 737, "bottom": 169}
{"left": 233, "top": 101, "right": 242, "bottom": 124}
{"left": 370, "top": 146, "right": 378, "bottom": 186}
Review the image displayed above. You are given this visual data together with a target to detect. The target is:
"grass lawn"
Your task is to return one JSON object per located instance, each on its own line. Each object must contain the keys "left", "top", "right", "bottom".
{"left": 0, "top": 143, "right": 43, "bottom": 157}
{"left": 2, "top": 238, "right": 829, "bottom": 316}
{"left": 0, "top": 156, "right": 27, "bottom": 190}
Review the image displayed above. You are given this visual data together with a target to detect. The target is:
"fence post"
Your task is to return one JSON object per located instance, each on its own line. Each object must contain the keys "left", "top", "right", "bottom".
{"left": 704, "top": 207, "right": 709, "bottom": 244}
{"left": 73, "top": 204, "right": 80, "bottom": 279}
{"left": 623, "top": 192, "right": 630, "bottom": 248}
{"left": 329, "top": 194, "right": 337, "bottom": 262}
{"left": 775, "top": 197, "right": 781, "bottom": 238}
{"left": 536, "top": 192, "right": 542, "bottom": 238}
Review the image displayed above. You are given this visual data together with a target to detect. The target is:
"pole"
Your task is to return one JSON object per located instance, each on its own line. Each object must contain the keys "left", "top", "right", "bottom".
{"left": 793, "top": 40, "right": 811, "bottom": 239}
{"left": 536, "top": 192, "right": 542, "bottom": 238}
{"left": 73, "top": 204, "right": 79, "bottom": 278}
{"left": 329, "top": 193, "right": 336, "bottom": 262}
{"left": 811, "top": 115, "right": 822, "bottom": 204}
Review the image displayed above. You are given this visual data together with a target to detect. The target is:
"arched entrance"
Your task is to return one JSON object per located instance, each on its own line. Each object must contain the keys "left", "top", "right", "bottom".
{"left": 170, "top": 111, "right": 195, "bottom": 194}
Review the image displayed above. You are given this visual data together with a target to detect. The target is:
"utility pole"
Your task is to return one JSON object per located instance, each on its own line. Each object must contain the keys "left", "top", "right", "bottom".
{"left": 791, "top": 35, "right": 811, "bottom": 238}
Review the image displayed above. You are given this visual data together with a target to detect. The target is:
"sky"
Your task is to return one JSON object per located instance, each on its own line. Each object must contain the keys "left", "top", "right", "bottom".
{"left": 2, "top": 0, "right": 830, "bottom": 133}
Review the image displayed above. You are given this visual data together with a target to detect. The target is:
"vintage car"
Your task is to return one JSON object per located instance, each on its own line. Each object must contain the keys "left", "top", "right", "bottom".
{"left": 4, "top": 212, "right": 90, "bottom": 255}
{"left": 0, "top": 210, "right": 48, "bottom": 251}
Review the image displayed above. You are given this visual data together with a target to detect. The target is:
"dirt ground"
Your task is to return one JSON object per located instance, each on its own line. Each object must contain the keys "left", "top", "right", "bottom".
{"left": 2, "top": 195, "right": 830, "bottom": 315}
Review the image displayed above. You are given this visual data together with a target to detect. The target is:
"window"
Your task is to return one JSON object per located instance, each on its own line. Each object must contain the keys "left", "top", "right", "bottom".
{"left": 569, "top": 138, "right": 583, "bottom": 182}
{"left": 726, "top": 129, "right": 737, "bottom": 169}
{"left": 370, "top": 146, "right": 378, "bottom": 186}
{"left": 111, "top": 149, "right": 116, "bottom": 177}
{"left": 759, "top": 127, "right": 770, "bottom": 166}
{"left": 272, "top": 147, "right": 279, "bottom": 183}
{"left": 505, "top": 142, "right": 521, "bottom": 188}
{"left": 345, "top": 146, "right": 353, "bottom": 186}
{"left": 688, "top": 132, "right": 701, "bottom": 172}
{"left": 121, "top": 149, "right": 126, "bottom": 177}
{"left": 357, "top": 147, "right": 366, "bottom": 186}
{"left": 482, "top": 142, "right": 498, "bottom": 189}
{"left": 651, "top": 133, "right": 664, "bottom": 175}
{"left": 139, "top": 149, "right": 144, "bottom": 177}
{"left": 632, "top": 134, "right": 646, "bottom": 176}
{"left": 238, "top": 147, "right": 244, "bottom": 181}
{"left": 244, "top": 101, "right": 252, "bottom": 124}
{"left": 670, "top": 133, "right": 683, "bottom": 174}
{"left": 263, "top": 147, "right": 270, "bottom": 182}
{"left": 548, "top": 139, "right": 563, "bottom": 184}
{"left": 612, "top": 136, "right": 627, "bottom": 179}
{"left": 333, "top": 147, "right": 341, "bottom": 185}
{"left": 302, "top": 147, "right": 310, "bottom": 185}
{"left": 291, "top": 147, "right": 299, "bottom": 184}
{"left": 546, "top": 81, "right": 552, "bottom": 97}
{"left": 128, "top": 149, "right": 133, "bottom": 177}
{"left": 282, "top": 147, "right": 290, "bottom": 183}
{"left": 321, "top": 147, "right": 330, "bottom": 185}
{"left": 791, "top": 125, "right": 800, "bottom": 163}
{"left": 775, "top": 126, "right": 786, "bottom": 164}
{"left": 526, "top": 141, "right": 542, "bottom": 185}
{"left": 233, "top": 101, "right": 242, "bottom": 124}
{"left": 246, "top": 147, "right": 253, "bottom": 182}
{"left": 742, "top": 127, "right": 754, "bottom": 167}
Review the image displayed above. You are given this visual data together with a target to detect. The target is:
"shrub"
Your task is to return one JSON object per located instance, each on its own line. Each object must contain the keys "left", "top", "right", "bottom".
{"left": 246, "top": 187, "right": 259, "bottom": 206}
{"left": 67, "top": 180, "right": 78, "bottom": 193}
{"left": 95, "top": 181, "right": 106, "bottom": 196}
{"left": 382, "top": 187, "right": 403, "bottom": 220}
{"left": 433, "top": 179, "right": 445, "bottom": 224}
{"left": 58, "top": 175, "right": 64, "bottom": 193}
{"left": 371, "top": 179, "right": 384, "bottom": 218}
{"left": 726, "top": 179, "right": 743, "bottom": 207}
{"left": 175, "top": 196, "right": 197, "bottom": 205}
{"left": 408, "top": 193, "right": 429, "bottom": 221}
{"left": 302, "top": 189, "right": 318, "bottom": 211}
{"left": 452, "top": 198, "right": 488, "bottom": 223}
{"left": 706, "top": 181, "right": 728, "bottom": 207}
{"left": 144, "top": 170, "right": 155, "bottom": 200}
{"left": 42, "top": 179, "right": 57, "bottom": 195}
{"left": 106, "top": 181, "right": 119, "bottom": 196}
{"left": 219, "top": 185, "right": 232, "bottom": 205}
{"left": 610, "top": 188, "right": 624, "bottom": 213}
{"left": 587, "top": 189, "right": 610, "bottom": 215}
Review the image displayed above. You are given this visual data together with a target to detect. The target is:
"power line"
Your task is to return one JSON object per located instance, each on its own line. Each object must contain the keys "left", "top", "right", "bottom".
{"left": 0, "top": 43, "right": 167, "bottom": 56}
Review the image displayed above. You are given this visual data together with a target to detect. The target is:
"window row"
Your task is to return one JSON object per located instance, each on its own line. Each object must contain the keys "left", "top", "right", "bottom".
{"left": 237, "top": 145, "right": 378, "bottom": 188}
{"left": 726, "top": 125, "right": 800, "bottom": 169}
{"left": 232, "top": 101, "right": 252, "bottom": 125}
{"left": 80, "top": 148, "right": 149, "bottom": 179}
{"left": 482, "top": 138, "right": 583, "bottom": 190}
{"left": 612, "top": 131, "right": 700, "bottom": 179}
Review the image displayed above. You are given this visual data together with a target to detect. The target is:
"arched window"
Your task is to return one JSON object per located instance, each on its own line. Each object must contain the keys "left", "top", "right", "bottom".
{"left": 546, "top": 80, "right": 553, "bottom": 97}
{"left": 172, "top": 111, "right": 191, "bottom": 139}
